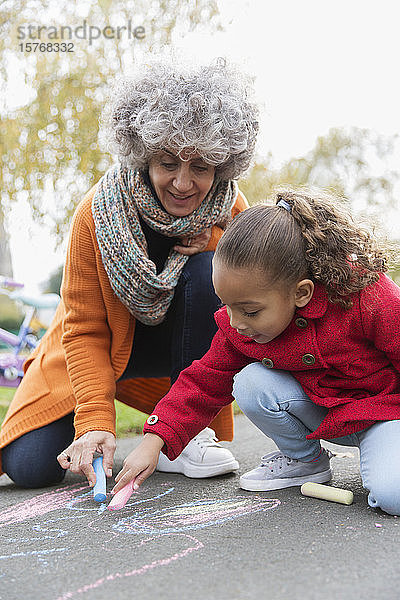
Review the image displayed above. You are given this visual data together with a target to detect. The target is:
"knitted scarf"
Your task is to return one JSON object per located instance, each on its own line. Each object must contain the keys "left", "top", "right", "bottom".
{"left": 92, "top": 165, "right": 238, "bottom": 325}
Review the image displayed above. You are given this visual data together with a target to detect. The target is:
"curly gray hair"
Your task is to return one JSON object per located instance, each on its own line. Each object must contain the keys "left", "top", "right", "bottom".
{"left": 105, "top": 58, "right": 259, "bottom": 180}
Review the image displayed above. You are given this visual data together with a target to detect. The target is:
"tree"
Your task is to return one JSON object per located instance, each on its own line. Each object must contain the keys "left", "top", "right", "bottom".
{"left": 239, "top": 126, "right": 400, "bottom": 283}
{"left": 41, "top": 265, "right": 63, "bottom": 294}
{"left": 240, "top": 127, "right": 399, "bottom": 212}
{"left": 0, "top": 204, "right": 13, "bottom": 277}
{"left": 0, "top": 0, "right": 223, "bottom": 248}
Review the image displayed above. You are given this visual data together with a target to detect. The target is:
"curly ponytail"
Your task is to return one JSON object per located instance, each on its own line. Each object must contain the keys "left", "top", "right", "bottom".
{"left": 277, "top": 188, "right": 387, "bottom": 308}
{"left": 215, "top": 186, "right": 389, "bottom": 309}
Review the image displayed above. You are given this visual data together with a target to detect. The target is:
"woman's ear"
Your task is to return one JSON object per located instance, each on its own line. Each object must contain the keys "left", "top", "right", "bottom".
{"left": 295, "top": 279, "right": 314, "bottom": 308}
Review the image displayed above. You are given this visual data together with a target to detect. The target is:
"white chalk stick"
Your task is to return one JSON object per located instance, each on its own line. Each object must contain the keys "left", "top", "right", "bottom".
{"left": 301, "top": 482, "right": 354, "bottom": 505}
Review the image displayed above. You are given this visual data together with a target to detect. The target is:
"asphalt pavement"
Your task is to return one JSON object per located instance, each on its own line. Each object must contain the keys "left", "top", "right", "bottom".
{"left": 0, "top": 414, "right": 399, "bottom": 600}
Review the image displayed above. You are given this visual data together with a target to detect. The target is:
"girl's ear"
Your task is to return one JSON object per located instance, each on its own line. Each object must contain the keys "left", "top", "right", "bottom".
{"left": 294, "top": 279, "right": 314, "bottom": 308}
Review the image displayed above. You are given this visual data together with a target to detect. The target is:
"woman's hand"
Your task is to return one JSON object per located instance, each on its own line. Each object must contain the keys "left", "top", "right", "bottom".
{"left": 111, "top": 433, "right": 165, "bottom": 494}
{"left": 174, "top": 227, "right": 212, "bottom": 256}
{"left": 57, "top": 430, "right": 116, "bottom": 487}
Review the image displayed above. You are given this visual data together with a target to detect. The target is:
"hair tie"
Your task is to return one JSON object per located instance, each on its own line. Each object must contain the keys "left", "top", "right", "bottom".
{"left": 277, "top": 198, "right": 292, "bottom": 212}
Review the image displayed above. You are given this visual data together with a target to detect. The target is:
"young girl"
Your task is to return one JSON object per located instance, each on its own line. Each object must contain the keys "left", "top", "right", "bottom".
{"left": 111, "top": 188, "right": 400, "bottom": 516}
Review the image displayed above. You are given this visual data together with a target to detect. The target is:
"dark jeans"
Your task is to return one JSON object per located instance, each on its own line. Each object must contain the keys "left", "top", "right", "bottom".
{"left": 120, "top": 251, "right": 219, "bottom": 385}
{"left": 2, "top": 252, "right": 220, "bottom": 488}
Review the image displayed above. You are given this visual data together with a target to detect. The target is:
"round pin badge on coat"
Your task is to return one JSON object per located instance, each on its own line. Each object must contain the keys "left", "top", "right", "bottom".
{"left": 147, "top": 415, "right": 159, "bottom": 425}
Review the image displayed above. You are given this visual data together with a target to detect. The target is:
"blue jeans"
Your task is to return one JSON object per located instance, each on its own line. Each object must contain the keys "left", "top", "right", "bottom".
{"left": 2, "top": 252, "right": 219, "bottom": 488}
{"left": 233, "top": 363, "right": 400, "bottom": 516}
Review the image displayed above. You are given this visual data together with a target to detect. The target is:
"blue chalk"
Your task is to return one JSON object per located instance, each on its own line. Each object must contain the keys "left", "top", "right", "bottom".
{"left": 93, "top": 456, "right": 107, "bottom": 502}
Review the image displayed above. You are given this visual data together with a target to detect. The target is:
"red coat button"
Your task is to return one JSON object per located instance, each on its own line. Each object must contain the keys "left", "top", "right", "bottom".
{"left": 262, "top": 358, "right": 274, "bottom": 368}
{"left": 302, "top": 353, "right": 316, "bottom": 366}
{"left": 295, "top": 317, "right": 308, "bottom": 328}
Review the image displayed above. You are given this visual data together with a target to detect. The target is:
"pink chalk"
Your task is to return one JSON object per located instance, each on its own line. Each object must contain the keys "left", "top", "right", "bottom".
{"left": 107, "top": 480, "right": 135, "bottom": 510}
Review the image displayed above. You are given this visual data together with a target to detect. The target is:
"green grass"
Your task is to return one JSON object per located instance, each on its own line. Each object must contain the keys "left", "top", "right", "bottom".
{"left": 0, "top": 387, "right": 15, "bottom": 423}
{"left": 0, "top": 388, "right": 241, "bottom": 437}
{"left": 0, "top": 387, "right": 146, "bottom": 437}
{"left": 115, "top": 400, "right": 147, "bottom": 436}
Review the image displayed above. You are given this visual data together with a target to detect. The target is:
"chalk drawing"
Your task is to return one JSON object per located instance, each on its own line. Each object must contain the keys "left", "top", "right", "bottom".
{"left": 0, "top": 480, "right": 281, "bottom": 599}
{"left": 64, "top": 485, "right": 175, "bottom": 512}
{"left": 0, "top": 483, "right": 87, "bottom": 527}
{"left": 56, "top": 534, "right": 204, "bottom": 600}
{"left": 113, "top": 496, "right": 281, "bottom": 535}
{"left": 0, "top": 548, "right": 68, "bottom": 561}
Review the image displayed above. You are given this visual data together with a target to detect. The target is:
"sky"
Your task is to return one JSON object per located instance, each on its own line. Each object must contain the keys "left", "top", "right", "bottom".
{"left": 5, "top": 0, "right": 400, "bottom": 292}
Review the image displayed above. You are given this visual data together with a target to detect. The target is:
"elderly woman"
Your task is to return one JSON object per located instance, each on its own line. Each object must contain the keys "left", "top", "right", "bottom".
{"left": 0, "top": 58, "right": 259, "bottom": 489}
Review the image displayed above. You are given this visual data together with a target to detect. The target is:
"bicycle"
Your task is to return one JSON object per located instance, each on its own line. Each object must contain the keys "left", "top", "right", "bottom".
{"left": 0, "top": 276, "right": 60, "bottom": 388}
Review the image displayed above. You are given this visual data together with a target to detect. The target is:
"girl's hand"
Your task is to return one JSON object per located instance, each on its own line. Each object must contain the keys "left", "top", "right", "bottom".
{"left": 174, "top": 227, "right": 212, "bottom": 256}
{"left": 57, "top": 430, "right": 116, "bottom": 486}
{"left": 112, "top": 433, "right": 165, "bottom": 494}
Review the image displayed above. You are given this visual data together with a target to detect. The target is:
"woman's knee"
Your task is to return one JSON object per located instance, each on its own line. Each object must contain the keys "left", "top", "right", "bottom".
{"left": 2, "top": 442, "right": 67, "bottom": 488}
{"left": 2, "top": 413, "right": 74, "bottom": 489}
{"left": 182, "top": 250, "right": 213, "bottom": 279}
{"left": 180, "top": 251, "right": 217, "bottom": 301}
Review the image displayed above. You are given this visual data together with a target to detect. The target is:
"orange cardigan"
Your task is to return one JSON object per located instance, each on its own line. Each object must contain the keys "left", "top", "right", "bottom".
{"left": 0, "top": 184, "right": 248, "bottom": 473}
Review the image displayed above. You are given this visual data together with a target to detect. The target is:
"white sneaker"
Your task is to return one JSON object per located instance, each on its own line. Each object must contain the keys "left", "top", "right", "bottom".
{"left": 156, "top": 427, "right": 239, "bottom": 478}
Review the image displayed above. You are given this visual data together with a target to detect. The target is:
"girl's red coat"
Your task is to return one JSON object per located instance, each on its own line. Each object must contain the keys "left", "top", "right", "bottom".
{"left": 144, "top": 274, "right": 400, "bottom": 460}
